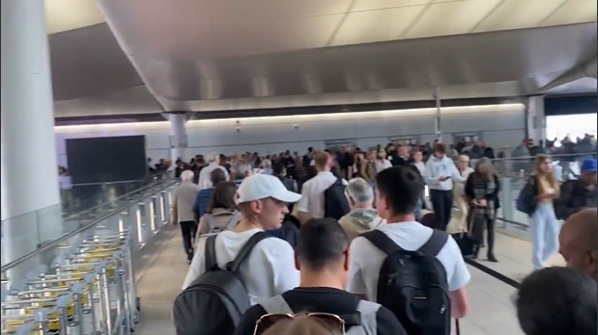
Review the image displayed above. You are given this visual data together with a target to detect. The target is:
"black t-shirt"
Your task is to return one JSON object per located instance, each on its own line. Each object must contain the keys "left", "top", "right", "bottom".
{"left": 233, "top": 287, "right": 406, "bottom": 335}
{"left": 336, "top": 152, "right": 355, "bottom": 169}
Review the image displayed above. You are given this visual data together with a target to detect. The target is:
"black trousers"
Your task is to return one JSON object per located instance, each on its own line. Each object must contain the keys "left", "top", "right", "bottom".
{"left": 470, "top": 211, "right": 496, "bottom": 253}
{"left": 180, "top": 221, "right": 198, "bottom": 260}
{"left": 430, "top": 190, "right": 453, "bottom": 231}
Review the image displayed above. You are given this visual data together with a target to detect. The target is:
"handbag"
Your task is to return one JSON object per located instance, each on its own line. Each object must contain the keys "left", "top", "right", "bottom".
{"left": 452, "top": 205, "right": 477, "bottom": 256}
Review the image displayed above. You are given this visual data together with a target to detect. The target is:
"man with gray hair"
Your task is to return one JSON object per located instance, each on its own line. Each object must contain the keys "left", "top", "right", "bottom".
{"left": 198, "top": 152, "right": 230, "bottom": 190}
{"left": 338, "top": 178, "right": 385, "bottom": 240}
{"left": 172, "top": 170, "right": 201, "bottom": 263}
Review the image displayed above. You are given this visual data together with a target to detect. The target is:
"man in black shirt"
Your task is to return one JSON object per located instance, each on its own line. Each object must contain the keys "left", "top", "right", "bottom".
{"left": 336, "top": 146, "right": 355, "bottom": 180}
{"left": 234, "top": 218, "right": 405, "bottom": 335}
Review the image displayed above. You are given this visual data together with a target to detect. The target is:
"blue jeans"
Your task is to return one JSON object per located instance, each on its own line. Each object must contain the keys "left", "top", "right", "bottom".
{"left": 530, "top": 202, "right": 559, "bottom": 270}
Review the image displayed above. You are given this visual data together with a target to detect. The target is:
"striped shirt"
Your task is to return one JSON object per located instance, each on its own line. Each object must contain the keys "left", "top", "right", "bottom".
{"left": 193, "top": 188, "right": 214, "bottom": 218}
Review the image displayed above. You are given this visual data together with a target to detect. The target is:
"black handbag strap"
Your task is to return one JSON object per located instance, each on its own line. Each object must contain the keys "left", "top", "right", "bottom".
{"left": 362, "top": 230, "right": 401, "bottom": 255}
{"left": 226, "top": 232, "right": 271, "bottom": 272}
{"left": 204, "top": 235, "right": 218, "bottom": 271}
{"left": 455, "top": 319, "right": 461, "bottom": 335}
{"left": 419, "top": 229, "right": 449, "bottom": 256}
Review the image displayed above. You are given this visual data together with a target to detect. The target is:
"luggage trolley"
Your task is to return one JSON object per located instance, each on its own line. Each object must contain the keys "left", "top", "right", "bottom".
{"left": 62, "top": 232, "right": 136, "bottom": 335}
{"left": 19, "top": 273, "right": 98, "bottom": 335}
{"left": 1, "top": 293, "right": 77, "bottom": 335}
{"left": 77, "top": 231, "right": 138, "bottom": 330}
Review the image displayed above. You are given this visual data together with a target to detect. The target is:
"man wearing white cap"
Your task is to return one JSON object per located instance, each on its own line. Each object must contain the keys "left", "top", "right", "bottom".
{"left": 182, "top": 174, "right": 302, "bottom": 305}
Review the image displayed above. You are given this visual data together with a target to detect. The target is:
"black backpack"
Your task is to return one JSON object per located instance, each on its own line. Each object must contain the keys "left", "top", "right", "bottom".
{"left": 362, "top": 229, "right": 451, "bottom": 335}
{"left": 173, "top": 232, "right": 271, "bottom": 335}
{"left": 324, "top": 177, "right": 350, "bottom": 220}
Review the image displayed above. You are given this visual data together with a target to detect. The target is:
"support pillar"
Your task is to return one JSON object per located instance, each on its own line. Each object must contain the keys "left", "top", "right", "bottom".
{"left": 1, "top": 0, "right": 63, "bottom": 265}
{"left": 527, "top": 96, "right": 546, "bottom": 146}
{"left": 168, "top": 113, "right": 188, "bottom": 163}
{"left": 433, "top": 87, "right": 442, "bottom": 142}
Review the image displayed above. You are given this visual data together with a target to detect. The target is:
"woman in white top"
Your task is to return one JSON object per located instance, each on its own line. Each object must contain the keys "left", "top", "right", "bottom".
{"left": 375, "top": 149, "right": 392, "bottom": 173}
{"left": 447, "top": 155, "right": 475, "bottom": 234}
{"left": 413, "top": 150, "right": 426, "bottom": 175}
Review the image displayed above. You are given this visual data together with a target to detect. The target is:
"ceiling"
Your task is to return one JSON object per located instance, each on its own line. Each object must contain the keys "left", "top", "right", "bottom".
{"left": 49, "top": 0, "right": 597, "bottom": 117}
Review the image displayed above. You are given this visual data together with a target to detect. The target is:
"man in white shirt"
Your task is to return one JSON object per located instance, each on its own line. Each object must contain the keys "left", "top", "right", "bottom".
{"left": 296, "top": 151, "right": 347, "bottom": 223}
{"left": 172, "top": 170, "right": 201, "bottom": 263}
{"left": 424, "top": 143, "right": 466, "bottom": 230}
{"left": 348, "top": 165, "right": 471, "bottom": 322}
{"left": 198, "top": 152, "right": 230, "bottom": 190}
{"left": 182, "top": 174, "right": 301, "bottom": 305}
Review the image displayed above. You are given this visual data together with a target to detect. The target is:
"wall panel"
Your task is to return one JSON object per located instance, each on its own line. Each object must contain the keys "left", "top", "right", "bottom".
{"left": 55, "top": 104, "right": 526, "bottom": 165}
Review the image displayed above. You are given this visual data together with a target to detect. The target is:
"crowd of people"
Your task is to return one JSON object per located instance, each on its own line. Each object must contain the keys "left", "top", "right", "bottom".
{"left": 166, "top": 138, "right": 597, "bottom": 335}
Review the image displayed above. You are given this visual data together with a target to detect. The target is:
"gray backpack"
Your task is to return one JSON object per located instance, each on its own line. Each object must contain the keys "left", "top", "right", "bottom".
{"left": 204, "top": 211, "right": 241, "bottom": 234}
{"left": 260, "top": 295, "right": 380, "bottom": 335}
{"left": 173, "top": 232, "right": 271, "bottom": 335}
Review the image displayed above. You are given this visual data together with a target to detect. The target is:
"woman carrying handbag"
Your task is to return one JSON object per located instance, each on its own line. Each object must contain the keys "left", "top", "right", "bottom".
{"left": 465, "top": 158, "right": 501, "bottom": 262}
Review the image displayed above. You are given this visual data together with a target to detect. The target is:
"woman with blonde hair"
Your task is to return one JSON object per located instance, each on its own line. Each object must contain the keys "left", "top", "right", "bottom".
{"left": 519, "top": 155, "right": 560, "bottom": 270}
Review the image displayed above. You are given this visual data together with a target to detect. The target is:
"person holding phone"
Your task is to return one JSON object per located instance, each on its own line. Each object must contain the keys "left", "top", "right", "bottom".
{"left": 465, "top": 158, "right": 500, "bottom": 261}
{"left": 424, "top": 143, "right": 466, "bottom": 230}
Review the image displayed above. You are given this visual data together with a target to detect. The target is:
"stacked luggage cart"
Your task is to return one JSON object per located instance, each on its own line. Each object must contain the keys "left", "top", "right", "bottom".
{"left": 1, "top": 230, "right": 138, "bottom": 335}
{"left": 1, "top": 178, "right": 179, "bottom": 335}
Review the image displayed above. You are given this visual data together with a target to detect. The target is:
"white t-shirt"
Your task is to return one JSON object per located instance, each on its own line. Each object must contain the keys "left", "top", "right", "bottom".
{"left": 182, "top": 229, "right": 299, "bottom": 305}
{"left": 198, "top": 162, "right": 230, "bottom": 190}
{"left": 348, "top": 222, "right": 471, "bottom": 300}
{"left": 296, "top": 171, "right": 348, "bottom": 219}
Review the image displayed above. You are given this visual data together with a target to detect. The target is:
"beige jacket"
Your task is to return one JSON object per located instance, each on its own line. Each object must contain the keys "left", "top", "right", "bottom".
{"left": 171, "top": 181, "right": 201, "bottom": 223}
{"left": 338, "top": 209, "right": 385, "bottom": 241}
{"left": 446, "top": 168, "right": 474, "bottom": 234}
{"left": 195, "top": 208, "right": 240, "bottom": 247}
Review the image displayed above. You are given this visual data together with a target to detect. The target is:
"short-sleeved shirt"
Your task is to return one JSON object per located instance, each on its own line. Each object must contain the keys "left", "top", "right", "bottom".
{"left": 233, "top": 287, "right": 406, "bottom": 335}
{"left": 348, "top": 222, "right": 471, "bottom": 300}
{"left": 296, "top": 172, "right": 347, "bottom": 219}
{"left": 182, "top": 229, "right": 299, "bottom": 305}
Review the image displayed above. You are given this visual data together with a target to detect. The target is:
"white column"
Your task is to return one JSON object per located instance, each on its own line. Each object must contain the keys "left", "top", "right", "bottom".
{"left": 527, "top": 96, "right": 546, "bottom": 145}
{"left": 1, "top": 0, "right": 63, "bottom": 264}
{"left": 168, "top": 113, "right": 188, "bottom": 163}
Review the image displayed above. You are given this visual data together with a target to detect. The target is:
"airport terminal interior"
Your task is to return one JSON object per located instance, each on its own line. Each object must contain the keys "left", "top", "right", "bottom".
{"left": 1, "top": 1, "right": 598, "bottom": 335}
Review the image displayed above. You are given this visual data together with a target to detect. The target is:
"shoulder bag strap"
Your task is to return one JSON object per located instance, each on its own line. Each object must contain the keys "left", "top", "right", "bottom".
{"left": 259, "top": 295, "right": 294, "bottom": 315}
{"left": 355, "top": 300, "right": 380, "bottom": 334}
{"left": 226, "top": 232, "right": 271, "bottom": 272}
{"left": 419, "top": 229, "right": 449, "bottom": 256}
{"left": 204, "top": 235, "right": 218, "bottom": 271}
{"left": 361, "top": 230, "right": 401, "bottom": 256}
{"left": 203, "top": 214, "right": 218, "bottom": 231}
{"left": 226, "top": 211, "right": 242, "bottom": 230}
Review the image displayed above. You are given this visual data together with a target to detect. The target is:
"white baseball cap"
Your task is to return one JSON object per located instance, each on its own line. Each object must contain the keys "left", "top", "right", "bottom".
{"left": 237, "top": 174, "right": 302, "bottom": 203}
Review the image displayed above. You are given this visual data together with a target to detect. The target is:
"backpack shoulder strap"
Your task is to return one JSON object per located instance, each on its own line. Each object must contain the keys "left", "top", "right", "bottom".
{"left": 361, "top": 230, "right": 401, "bottom": 255}
{"left": 227, "top": 232, "right": 271, "bottom": 272}
{"left": 418, "top": 229, "right": 448, "bottom": 256}
{"left": 352, "top": 300, "right": 380, "bottom": 335}
{"left": 226, "top": 211, "right": 242, "bottom": 230}
{"left": 203, "top": 214, "right": 218, "bottom": 231}
{"left": 204, "top": 235, "right": 218, "bottom": 271}
{"left": 259, "top": 295, "right": 294, "bottom": 315}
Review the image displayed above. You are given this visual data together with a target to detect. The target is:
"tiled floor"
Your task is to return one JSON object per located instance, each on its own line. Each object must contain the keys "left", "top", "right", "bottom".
{"left": 133, "top": 226, "right": 551, "bottom": 335}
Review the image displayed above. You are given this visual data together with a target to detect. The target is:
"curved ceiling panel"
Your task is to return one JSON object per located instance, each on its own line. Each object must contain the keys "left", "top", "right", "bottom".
{"left": 46, "top": 0, "right": 106, "bottom": 34}
{"left": 49, "top": 24, "right": 143, "bottom": 101}
{"left": 53, "top": 0, "right": 596, "bottom": 114}
{"left": 107, "top": 22, "right": 598, "bottom": 110}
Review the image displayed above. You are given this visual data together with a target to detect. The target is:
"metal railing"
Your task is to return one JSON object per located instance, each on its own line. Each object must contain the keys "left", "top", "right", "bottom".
{"left": 1, "top": 178, "right": 178, "bottom": 291}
